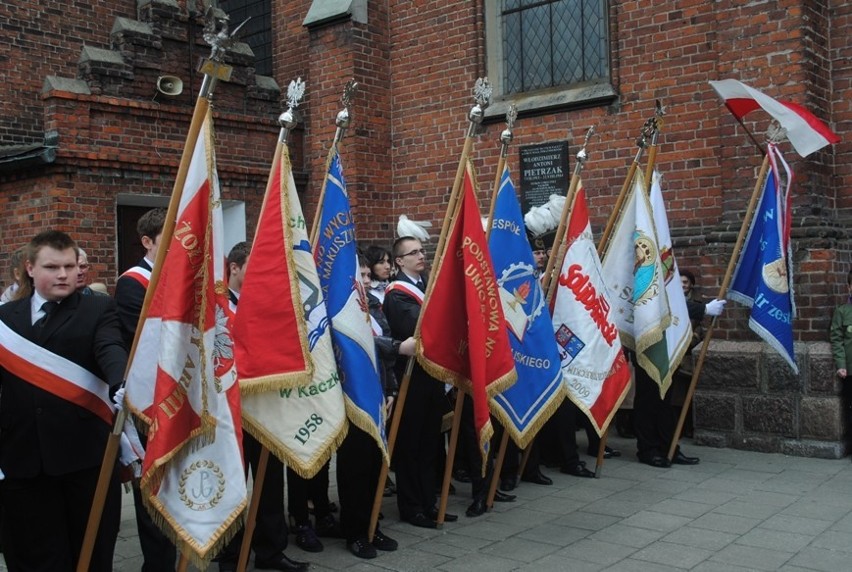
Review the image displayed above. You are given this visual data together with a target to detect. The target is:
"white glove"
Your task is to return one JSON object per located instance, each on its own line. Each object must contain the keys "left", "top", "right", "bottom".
{"left": 112, "top": 386, "right": 126, "bottom": 413}
{"left": 119, "top": 433, "right": 139, "bottom": 466}
{"left": 0, "top": 466, "right": 5, "bottom": 480}
{"left": 705, "top": 299, "right": 727, "bottom": 317}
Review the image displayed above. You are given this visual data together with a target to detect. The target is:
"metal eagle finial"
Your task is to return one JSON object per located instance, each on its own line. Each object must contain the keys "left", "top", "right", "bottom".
{"left": 202, "top": 9, "right": 249, "bottom": 63}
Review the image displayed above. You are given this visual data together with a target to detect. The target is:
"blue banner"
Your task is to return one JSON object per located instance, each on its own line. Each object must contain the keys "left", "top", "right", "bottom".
{"left": 314, "top": 150, "right": 387, "bottom": 452}
{"left": 488, "top": 165, "right": 565, "bottom": 448}
{"left": 728, "top": 147, "right": 797, "bottom": 373}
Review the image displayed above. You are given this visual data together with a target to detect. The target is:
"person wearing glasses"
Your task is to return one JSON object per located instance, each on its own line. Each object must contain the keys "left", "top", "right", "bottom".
{"left": 75, "top": 249, "right": 107, "bottom": 296}
{"left": 382, "top": 236, "right": 458, "bottom": 529}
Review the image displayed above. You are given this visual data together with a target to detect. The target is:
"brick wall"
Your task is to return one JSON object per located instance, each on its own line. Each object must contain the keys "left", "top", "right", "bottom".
{"left": 1, "top": 0, "right": 850, "bottom": 454}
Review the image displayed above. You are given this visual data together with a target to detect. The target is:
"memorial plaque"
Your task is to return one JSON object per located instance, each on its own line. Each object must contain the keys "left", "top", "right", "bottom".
{"left": 519, "top": 141, "right": 570, "bottom": 213}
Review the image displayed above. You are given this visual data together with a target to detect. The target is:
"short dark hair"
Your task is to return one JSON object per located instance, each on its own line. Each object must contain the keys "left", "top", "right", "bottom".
{"left": 357, "top": 253, "right": 368, "bottom": 268}
{"left": 137, "top": 208, "right": 167, "bottom": 241}
{"left": 680, "top": 269, "right": 696, "bottom": 287}
{"left": 392, "top": 236, "right": 419, "bottom": 259}
{"left": 28, "top": 230, "right": 78, "bottom": 263}
{"left": 227, "top": 241, "right": 250, "bottom": 268}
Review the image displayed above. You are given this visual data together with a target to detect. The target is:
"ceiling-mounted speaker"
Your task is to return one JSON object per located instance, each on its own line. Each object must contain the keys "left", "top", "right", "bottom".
{"left": 156, "top": 75, "right": 183, "bottom": 96}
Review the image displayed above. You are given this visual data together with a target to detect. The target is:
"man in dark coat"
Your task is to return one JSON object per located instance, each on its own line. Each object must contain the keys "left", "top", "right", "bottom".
{"left": 0, "top": 230, "right": 126, "bottom": 571}
{"left": 113, "top": 207, "right": 178, "bottom": 571}
{"left": 382, "top": 236, "right": 457, "bottom": 528}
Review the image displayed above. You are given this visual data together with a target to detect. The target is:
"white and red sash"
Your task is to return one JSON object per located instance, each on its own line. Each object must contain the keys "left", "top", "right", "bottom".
{"left": 386, "top": 280, "right": 424, "bottom": 305}
{"left": 0, "top": 320, "right": 114, "bottom": 424}
{"left": 121, "top": 265, "right": 151, "bottom": 289}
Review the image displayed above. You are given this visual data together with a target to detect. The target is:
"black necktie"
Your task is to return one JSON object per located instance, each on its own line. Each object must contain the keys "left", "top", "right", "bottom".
{"left": 415, "top": 280, "right": 425, "bottom": 291}
{"left": 34, "top": 300, "right": 58, "bottom": 329}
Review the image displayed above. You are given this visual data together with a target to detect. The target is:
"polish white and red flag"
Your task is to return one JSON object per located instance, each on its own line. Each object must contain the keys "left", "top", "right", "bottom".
{"left": 549, "top": 182, "right": 631, "bottom": 435}
{"left": 126, "top": 108, "right": 246, "bottom": 565}
{"left": 709, "top": 79, "right": 839, "bottom": 157}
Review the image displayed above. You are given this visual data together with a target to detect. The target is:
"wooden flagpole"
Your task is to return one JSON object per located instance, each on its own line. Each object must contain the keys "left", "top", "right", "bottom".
{"left": 516, "top": 126, "right": 595, "bottom": 480}
{"left": 666, "top": 152, "right": 771, "bottom": 461}
{"left": 76, "top": 24, "right": 241, "bottom": 568}
{"left": 596, "top": 117, "right": 657, "bottom": 259}
{"left": 542, "top": 126, "right": 596, "bottom": 304}
{"left": 309, "top": 79, "right": 358, "bottom": 245}
{"left": 368, "top": 78, "right": 491, "bottom": 538}
{"left": 483, "top": 106, "right": 516, "bottom": 510}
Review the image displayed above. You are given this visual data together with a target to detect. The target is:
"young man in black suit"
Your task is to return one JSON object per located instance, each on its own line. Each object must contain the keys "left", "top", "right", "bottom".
{"left": 113, "top": 207, "right": 178, "bottom": 571}
{"left": 0, "top": 230, "right": 126, "bottom": 571}
{"left": 382, "top": 236, "right": 457, "bottom": 529}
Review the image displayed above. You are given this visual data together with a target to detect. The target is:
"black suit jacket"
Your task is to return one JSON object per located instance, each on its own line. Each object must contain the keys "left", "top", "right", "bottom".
{"left": 383, "top": 273, "right": 436, "bottom": 386}
{"left": 0, "top": 292, "right": 127, "bottom": 478}
{"left": 114, "top": 258, "right": 151, "bottom": 347}
{"left": 382, "top": 272, "right": 426, "bottom": 340}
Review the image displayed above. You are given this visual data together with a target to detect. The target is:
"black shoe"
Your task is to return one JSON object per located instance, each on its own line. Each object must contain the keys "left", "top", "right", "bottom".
{"left": 639, "top": 454, "right": 672, "bottom": 468}
{"left": 254, "top": 553, "right": 310, "bottom": 571}
{"left": 314, "top": 514, "right": 344, "bottom": 538}
{"left": 372, "top": 529, "right": 398, "bottom": 551}
{"left": 494, "top": 490, "right": 516, "bottom": 502}
{"left": 405, "top": 512, "right": 437, "bottom": 528}
{"left": 499, "top": 475, "right": 519, "bottom": 491}
{"left": 561, "top": 462, "right": 595, "bottom": 478}
{"left": 293, "top": 524, "right": 324, "bottom": 552}
{"left": 347, "top": 537, "right": 377, "bottom": 559}
{"left": 466, "top": 498, "right": 487, "bottom": 517}
{"left": 587, "top": 446, "right": 621, "bottom": 458}
{"left": 427, "top": 507, "right": 458, "bottom": 522}
{"left": 672, "top": 450, "right": 700, "bottom": 465}
{"left": 521, "top": 471, "right": 552, "bottom": 486}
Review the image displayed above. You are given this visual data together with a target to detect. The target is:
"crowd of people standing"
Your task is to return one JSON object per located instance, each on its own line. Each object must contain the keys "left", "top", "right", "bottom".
{"left": 3, "top": 205, "right": 845, "bottom": 572}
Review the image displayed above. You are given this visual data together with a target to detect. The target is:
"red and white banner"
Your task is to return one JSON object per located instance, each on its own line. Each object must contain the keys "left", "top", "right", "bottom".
{"left": 709, "top": 79, "right": 839, "bottom": 157}
{"left": 550, "top": 182, "right": 631, "bottom": 435}
{"left": 128, "top": 109, "right": 246, "bottom": 565}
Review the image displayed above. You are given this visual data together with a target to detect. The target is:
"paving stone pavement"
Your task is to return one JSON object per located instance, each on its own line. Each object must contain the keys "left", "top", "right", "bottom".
{"left": 3, "top": 436, "right": 852, "bottom": 571}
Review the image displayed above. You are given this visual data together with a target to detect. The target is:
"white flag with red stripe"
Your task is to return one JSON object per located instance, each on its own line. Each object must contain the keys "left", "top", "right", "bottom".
{"left": 709, "top": 79, "right": 839, "bottom": 157}
{"left": 127, "top": 109, "right": 246, "bottom": 564}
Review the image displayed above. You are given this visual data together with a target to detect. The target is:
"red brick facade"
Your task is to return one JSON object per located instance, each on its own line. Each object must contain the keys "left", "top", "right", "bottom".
{"left": 1, "top": 0, "right": 850, "bottom": 455}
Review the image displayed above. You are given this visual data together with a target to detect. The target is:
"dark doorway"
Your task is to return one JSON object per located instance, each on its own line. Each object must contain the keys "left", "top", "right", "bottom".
{"left": 117, "top": 204, "right": 164, "bottom": 274}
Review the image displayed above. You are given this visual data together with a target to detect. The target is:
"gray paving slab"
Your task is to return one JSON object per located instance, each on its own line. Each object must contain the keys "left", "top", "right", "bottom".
{"left": 4, "top": 437, "right": 852, "bottom": 572}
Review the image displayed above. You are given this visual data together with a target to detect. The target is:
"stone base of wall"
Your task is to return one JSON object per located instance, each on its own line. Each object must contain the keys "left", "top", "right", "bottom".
{"left": 691, "top": 340, "right": 847, "bottom": 459}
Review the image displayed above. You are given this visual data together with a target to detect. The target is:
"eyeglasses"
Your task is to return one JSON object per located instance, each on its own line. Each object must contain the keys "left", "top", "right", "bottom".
{"left": 400, "top": 249, "right": 426, "bottom": 258}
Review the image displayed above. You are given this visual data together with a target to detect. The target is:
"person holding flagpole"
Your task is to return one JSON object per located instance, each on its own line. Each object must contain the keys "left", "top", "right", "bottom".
{"left": 831, "top": 269, "right": 852, "bottom": 457}
{"left": 217, "top": 242, "right": 308, "bottom": 572}
{"left": 0, "top": 230, "right": 125, "bottom": 571}
{"left": 332, "top": 255, "right": 415, "bottom": 558}
{"left": 113, "top": 207, "right": 178, "bottom": 571}
{"left": 383, "top": 235, "right": 458, "bottom": 528}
